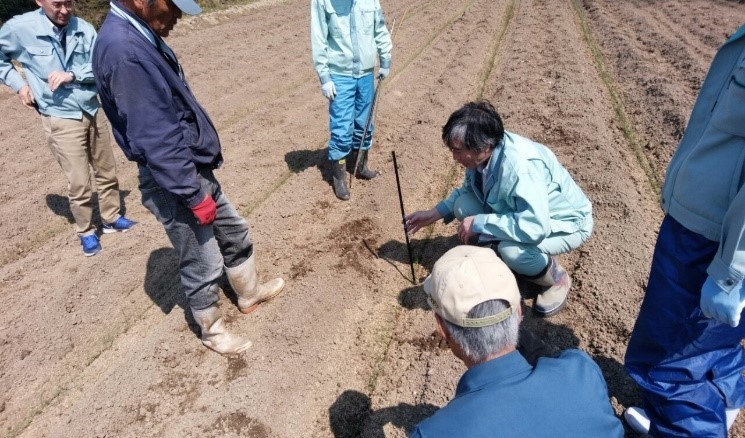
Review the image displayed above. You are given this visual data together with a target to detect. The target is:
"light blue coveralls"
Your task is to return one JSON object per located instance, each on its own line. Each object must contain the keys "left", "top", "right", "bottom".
{"left": 310, "top": 0, "right": 392, "bottom": 161}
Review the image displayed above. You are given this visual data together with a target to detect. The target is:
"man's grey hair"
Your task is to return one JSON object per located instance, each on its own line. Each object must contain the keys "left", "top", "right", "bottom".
{"left": 441, "top": 299, "right": 519, "bottom": 363}
{"left": 441, "top": 100, "right": 504, "bottom": 152}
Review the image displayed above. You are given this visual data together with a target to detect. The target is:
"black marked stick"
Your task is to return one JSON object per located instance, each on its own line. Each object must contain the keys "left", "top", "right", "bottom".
{"left": 392, "top": 151, "right": 417, "bottom": 285}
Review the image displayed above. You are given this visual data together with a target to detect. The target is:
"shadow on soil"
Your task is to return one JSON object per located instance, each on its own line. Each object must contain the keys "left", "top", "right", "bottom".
{"left": 377, "top": 234, "right": 460, "bottom": 284}
{"left": 285, "top": 147, "right": 334, "bottom": 184}
{"left": 329, "top": 389, "right": 438, "bottom": 438}
{"left": 144, "top": 248, "right": 241, "bottom": 336}
{"left": 285, "top": 148, "right": 379, "bottom": 190}
{"left": 144, "top": 247, "right": 185, "bottom": 314}
{"left": 45, "top": 190, "right": 133, "bottom": 224}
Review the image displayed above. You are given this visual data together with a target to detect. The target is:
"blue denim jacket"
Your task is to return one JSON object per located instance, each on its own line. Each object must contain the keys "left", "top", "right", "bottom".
{"left": 661, "top": 24, "right": 745, "bottom": 290}
{"left": 0, "top": 9, "right": 99, "bottom": 119}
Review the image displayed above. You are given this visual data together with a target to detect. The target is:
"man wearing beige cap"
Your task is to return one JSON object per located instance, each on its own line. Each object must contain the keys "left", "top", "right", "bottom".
{"left": 410, "top": 245, "right": 622, "bottom": 437}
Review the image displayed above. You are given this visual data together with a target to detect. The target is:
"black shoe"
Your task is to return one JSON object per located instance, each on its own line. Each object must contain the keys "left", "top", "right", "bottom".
{"left": 331, "top": 159, "right": 350, "bottom": 200}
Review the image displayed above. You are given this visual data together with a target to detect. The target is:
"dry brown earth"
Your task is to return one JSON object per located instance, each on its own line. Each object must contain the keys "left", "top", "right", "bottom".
{"left": 1, "top": 0, "right": 744, "bottom": 436}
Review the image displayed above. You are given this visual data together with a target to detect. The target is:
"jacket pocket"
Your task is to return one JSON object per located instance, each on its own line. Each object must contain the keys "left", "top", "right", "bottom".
{"left": 26, "top": 45, "right": 53, "bottom": 56}
{"left": 71, "top": 40, "right": 90, "bottom": 56}
{"left": 549, "top": 218, "right": 583, "bottom": 235}
{"left": 711, "top": 67, "right": 745, "bottom": 137}
{"left": 358, "top": 7, "right": 376, "bottom": 35}
{"left": 26, "top": 45, "right": 58, "bottom": 73}
{"left": 326, "top": 0, "right": 350, "bottom": 38}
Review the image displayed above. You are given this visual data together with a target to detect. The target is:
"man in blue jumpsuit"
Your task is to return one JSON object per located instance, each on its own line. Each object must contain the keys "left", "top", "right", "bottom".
{"left": 624, "top": 24, "right": 745, "bottom": 437}
{"left": 311, "top": 0, "right": 392, "bottom": 200}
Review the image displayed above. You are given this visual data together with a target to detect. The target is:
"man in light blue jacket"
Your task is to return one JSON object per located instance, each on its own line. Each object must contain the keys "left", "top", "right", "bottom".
{"left": 624, "top": 24, "right": 745, "bottom": 437}
{"left": 0, "top": 0, "right": 135, "bottom": 256}
{"left": 311, "top": 0, "right": 392, "bottom": 200}
{"left": 406, "top": 101, "right": 593, "bottom": 317}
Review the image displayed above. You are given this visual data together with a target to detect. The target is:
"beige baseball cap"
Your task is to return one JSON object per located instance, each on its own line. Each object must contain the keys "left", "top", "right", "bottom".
{"left": 423, "top": 245, "right": 520, "bottom": 328}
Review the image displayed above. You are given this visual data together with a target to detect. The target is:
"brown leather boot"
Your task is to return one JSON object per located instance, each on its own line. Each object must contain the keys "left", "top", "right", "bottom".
{"left": 225, "top": 254, "right": 285, "bottom": 314}
{"left": 529, "top": 257, "right": 571, "bottom": 317}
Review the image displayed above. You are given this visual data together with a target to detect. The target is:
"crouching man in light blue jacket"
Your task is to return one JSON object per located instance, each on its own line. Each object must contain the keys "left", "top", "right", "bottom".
{"left": 406, "top": 101, "right": 593, "bottom": 317}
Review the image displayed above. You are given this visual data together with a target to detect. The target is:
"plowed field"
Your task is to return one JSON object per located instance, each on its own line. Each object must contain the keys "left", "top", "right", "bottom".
{"left": 1, "top": 0, "right": 744, "bottom": 436}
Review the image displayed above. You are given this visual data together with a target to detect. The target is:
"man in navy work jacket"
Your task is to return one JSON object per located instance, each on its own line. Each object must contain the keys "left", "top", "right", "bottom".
{"left": 624, "top": 24, "right": 745, "bottom": 437}
{"left": 0, "top": 0, "right": 136, "bottom": 257}
{"left": 410, "top": 245, "right": 623, "bottom": 437}
{"left": 92, "top": 0, "right": 284, "bottom": 355}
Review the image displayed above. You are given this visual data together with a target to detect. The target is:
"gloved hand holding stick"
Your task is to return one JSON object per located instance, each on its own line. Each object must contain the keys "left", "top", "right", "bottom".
{"left": 392, "top": 150, "right": 417, "bottom": 285}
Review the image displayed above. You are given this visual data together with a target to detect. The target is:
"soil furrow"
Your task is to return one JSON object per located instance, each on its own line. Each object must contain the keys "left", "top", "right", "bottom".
{"left": 580, "top": 0, "right": 745, "bottom": 182}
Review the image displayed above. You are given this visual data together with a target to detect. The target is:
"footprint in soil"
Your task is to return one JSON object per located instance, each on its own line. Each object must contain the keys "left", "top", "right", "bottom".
{"left": 203, "top": 411, "right": 272, "bottom": 437}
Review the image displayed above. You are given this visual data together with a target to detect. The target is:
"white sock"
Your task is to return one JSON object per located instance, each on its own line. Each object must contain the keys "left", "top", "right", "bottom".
{"left": 727, "top": 408, "right": 740, "bottom": 430}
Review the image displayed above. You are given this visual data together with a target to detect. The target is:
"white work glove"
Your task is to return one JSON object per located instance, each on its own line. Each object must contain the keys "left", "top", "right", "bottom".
{"left": 321, "top": 81, "right": 336, "bottom": 101}
{"left": 377, "top": 67, "right": 389, "bottom": 80}
{"left": 700, "top": 276, "right": 745, "bottom": 327}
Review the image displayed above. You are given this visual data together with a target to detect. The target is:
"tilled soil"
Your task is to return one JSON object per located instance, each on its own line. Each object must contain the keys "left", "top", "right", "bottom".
{"left": 1, "top": 0, "right": 744, "bottom": 437}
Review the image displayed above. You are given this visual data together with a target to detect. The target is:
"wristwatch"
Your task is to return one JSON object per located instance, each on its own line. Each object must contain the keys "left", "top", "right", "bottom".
{"left": 68, "top": 71, "right": 75, "bottom": 82}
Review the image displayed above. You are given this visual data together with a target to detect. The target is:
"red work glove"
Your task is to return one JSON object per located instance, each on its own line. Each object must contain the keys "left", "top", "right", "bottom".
{"left": 191, "top": 194, "right": 216, "bottom": 225}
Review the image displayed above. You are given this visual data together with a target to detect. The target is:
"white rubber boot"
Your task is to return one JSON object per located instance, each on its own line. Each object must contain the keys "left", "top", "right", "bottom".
{"left": 192, "top": 304, "right": 252, "bottom": 355}
{"left": 225, "top": 254, "right": 285, "bottom": 314}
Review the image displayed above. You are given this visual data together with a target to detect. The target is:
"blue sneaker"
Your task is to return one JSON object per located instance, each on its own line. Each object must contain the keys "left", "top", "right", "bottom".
{"left": 80, "top": 234, "right": 101, "bottom": 257}
{"left": 102, "top": 216, "right": 137, "bottom": 234}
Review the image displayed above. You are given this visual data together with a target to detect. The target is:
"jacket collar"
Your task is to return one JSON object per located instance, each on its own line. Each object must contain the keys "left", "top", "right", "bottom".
{"left": 110, "top": 0, "right": 159, "bottom": 47}
{"left": 109, "top": 0, "right": 179, "bottom": 64}
{"left": 34, "top": 8, "right": 82, "bottom": 36}
{"left": 726, "top": 23, "right": 745, "bottom": 44}
{"left": 453, "top": 350, "right": 532, "bottom": 398}
{"left": 34, "top": 9, "right": 83, "bottom": 65}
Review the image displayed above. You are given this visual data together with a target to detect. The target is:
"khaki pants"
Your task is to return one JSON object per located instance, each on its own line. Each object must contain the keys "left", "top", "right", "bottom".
{"left": 41, "top": 110, "right": 121, "bottom": 236}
